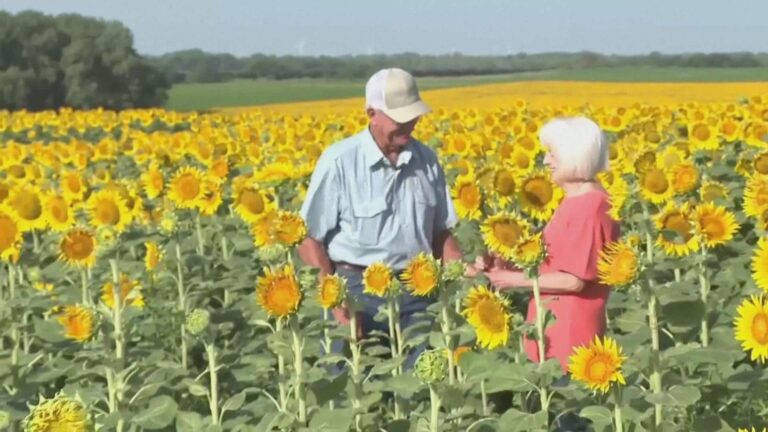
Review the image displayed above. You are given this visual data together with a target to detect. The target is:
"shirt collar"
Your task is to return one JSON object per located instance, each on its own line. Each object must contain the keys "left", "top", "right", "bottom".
{"left": 361, "top": 127, "right": 414, "bottom": 170}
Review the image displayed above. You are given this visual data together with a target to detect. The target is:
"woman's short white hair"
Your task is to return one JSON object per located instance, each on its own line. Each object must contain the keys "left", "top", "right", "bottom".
{"left": 538, "top": 116, "right": 608, "bottom": 181}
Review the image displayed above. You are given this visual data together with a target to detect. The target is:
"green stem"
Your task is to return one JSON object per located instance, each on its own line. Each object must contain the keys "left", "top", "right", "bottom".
{"left": 81, "top": 268, "right": 89, "bottom": 305}
{"left": 480, "top": 379, "right": 488, "bottom": 416}
{"left": 276, "top": 319, "right": 288, "bottom": 411}
{"left": 322, "top": 308, "right": 335, "bottom": 410}
{"left": 175, "top": 242, "right": 188, "bottom": 370}
{"left": 9, "top": 264, "right": 19, "bottom": 368}
{"left": 291, "top": 320, "right": 307, "bottom": 425}
{"left": 32, "top": 230, "right": 40, "bottom": 254}
{"left": 195, "top": 214, "right": 204, "bottom": 255}
{"left": 698, "top": 251, "right": 709, "bottom": 348}
{"left": 648, "top": 292, "right": 663, "bottom": 429}
{"left": 614, "top": 385, "right": 624, "bottom": 432}
{"left": 532, "top": 275, "right": 550, "bottom": 423}
{"left": 429, "top": 384, "right": 442, "bottom": 432}
{"left": 440, "top": 301, "right": 456, "bottom": 385}
{"left": 109, "top": 259, "right": 125, "bottom": 364}
{"left": 205, "top": 342, "right": 220, "bottom": 425}
{"left": 386, "top": 296, "right": 403, "bottom": 419}
{"left": 349, "top": 306, "right": 362, "bottom": 410}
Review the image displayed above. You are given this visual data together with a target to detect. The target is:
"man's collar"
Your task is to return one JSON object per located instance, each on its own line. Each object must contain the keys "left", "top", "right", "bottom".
{"left": 361, "top": 127, "right": 413, "bottom": 169}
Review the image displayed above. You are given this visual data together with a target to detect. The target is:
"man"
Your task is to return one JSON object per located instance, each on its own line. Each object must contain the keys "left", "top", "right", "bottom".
{"left": 298, "top": 67, "right": 462, "bottom": 365}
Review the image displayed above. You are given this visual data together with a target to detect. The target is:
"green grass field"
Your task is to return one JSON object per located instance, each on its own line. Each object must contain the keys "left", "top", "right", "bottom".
{"left": 165, "top": 66, "right": 768, "bottom": 111}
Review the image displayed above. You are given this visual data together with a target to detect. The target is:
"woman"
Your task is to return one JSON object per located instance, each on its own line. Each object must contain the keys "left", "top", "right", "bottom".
{"left": 475, "top": 116, "right": 619, "bottom": 372}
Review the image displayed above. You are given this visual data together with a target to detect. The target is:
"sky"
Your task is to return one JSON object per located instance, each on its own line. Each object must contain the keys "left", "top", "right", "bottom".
{"left": 4, "top": 0, "right": 768, "bottom": 57}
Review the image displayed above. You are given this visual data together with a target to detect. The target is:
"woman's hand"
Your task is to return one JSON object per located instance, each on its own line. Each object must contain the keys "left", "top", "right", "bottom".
{"left": 484, "top": 268, "right": 524, "bottom": 291}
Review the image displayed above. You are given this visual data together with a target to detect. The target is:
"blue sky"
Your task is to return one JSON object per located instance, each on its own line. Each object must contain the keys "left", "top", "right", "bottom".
{"left": 5, "top": 0, "right": 768, "bottom": 56}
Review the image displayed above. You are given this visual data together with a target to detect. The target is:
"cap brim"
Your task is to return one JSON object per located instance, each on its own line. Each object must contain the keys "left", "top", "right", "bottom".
{"left": 383, "top": 100, "right": 431, "bottom": 123}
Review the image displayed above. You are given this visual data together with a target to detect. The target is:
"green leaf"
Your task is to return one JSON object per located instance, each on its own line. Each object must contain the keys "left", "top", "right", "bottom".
{"left": 309, "top": 408, "right": 356, "bottom": 432}
{"left": 645, "top": 385, "right": 701, "bottom": 407}
{"left": 579, "top": 405, "right": 613, "bottom": 428}
{"left": 497, "top": 408, "right": 548, "bottom": 432}
{"left": 381, "top": 373, "right": 421, "bottom": 399}
{"left": 32, "top": 317, "right": 66, "bottom": 343}
{"left": 187, "top": 382, "right": 209, "bottom": 397}
{"left": 132, "top": 395, "right": 178, "bottom": 430}
{"left": 221, "top": 390, "right": 247, "bottom": 413}
{"left": 176, "top": 411, "right": 205, "bottom": 432}
{"left": 661, "top": 299, "right": 705, "bottom": 328}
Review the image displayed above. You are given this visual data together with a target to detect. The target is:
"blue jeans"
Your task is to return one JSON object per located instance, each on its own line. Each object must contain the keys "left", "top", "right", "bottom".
{"left": 329, "top": 266, "right": 433, "bottom": 373}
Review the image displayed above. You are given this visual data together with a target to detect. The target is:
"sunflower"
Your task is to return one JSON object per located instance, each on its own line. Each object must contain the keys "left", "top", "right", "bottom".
{"left": 654, "top": 203, "right": 699, "bottom": 257}
{"left": 451, "top": 175, "right": 483, "bottom": 220}
{"left": 671, "top": 162, "right": 699, "bottom": 195}
{"left": 144, "top": 241, "right": 163, "bottom": 272}
{"left": 568, "top": 335, "right": 626, "bottom": 394}
{"left": 60, "top": 171, "right": 88, "bottom": 202}
{"left": 719, "top": 117, "right": 743, "bottom": 142}
{"left": 87, "top": 189, "right": 131, "bottom": 233}
{"left": 510, "top": 147, "right": 535, "bottom": 174}
{"left": 753, "top": 151, "right": 768, "bottom": 176}
{"left": 5, "top": 183, "right": 46, "bottom": 232}
{"left": 631, "top": 149, "right": 657, "bottom": 175}
{"left": 318, "top": 273, "right": 346, "bottom": 309}
{"left": 102, "top": 274, "right": 144, "bottom": 309}
{"left": 688, "top": 122, "right": 719, "bottom": 151}
{"left": 606, "top": 175, "right": 629, "bottom": 221}
{"left": 141, "top": 162, "right": 165, "bottom": 199}
{"left": 518, "top": 170, "right": 562, "bottom": 221}
{"left": 461, "top": 285, "right": 511, "bottom": 350}
{"left": 480, "top": 212, "right": 530, "bottom": 260}
{"left": 197, "top": 179, "right": 223, "bottom": 216}
{"left": 256, "top": 265, "right": 302, "bottom": 318}
{"left": 597, "top": 240, "right": 640, "bottom": 287}
{"left": 737, "top": 428, "right": 768, "bottom": 432}
{"left": 745, "top": 121, "right": 768, "bottom": 148}
{"left": 168, "top": 166, "right": 206, "bottom": 209}
{"left": 233, "top": 183, "right": 273, "bottom": 224}
{"left": 639, "top": 167, "right": 674, "bottom": 205}
{"left": 23, "top": 392, "right": 90, "bottom": 432}
{"left": 43, "top": 193, "right": 75, "bottom": 232}
{"left": 510, "top": 231, "right": 547, "bottom": 271}
{"left": 752, "top": 237, "right": 768, "bottom": 292}
{"left": 492, "top": 167, "right": 517, "bottom": 206}
{"left": 700, "top": 180, "right": 728, "bottom": 203}
{"left": 744, "top": 176, "right": 768, "bottom": 218}
{"left": 0, "top": 211, "right": 22, "bottom": 262}
{"left": 56, "top": 305, "right": 94, "bottom": 343}
{"left": 401, "top": 252, "right": 440, "bottom": 296}
{"left": 694, "top": 203, "right": 739, "bottom": 248}
{"left": 251, "top": 210, "right": 307, "bottom": 247}
{"left": 59, "top": 228, "right": 97, "bottom": 268}
{"left": 363, "top": 262, "right": 394, "bottom": 297}
{"left": 734, "top": 295, "right": 768, "bottom": 363}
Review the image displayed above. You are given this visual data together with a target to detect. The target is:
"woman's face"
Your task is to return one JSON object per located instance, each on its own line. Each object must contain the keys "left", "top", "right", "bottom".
{"left": 543, "top": 146, "right": 565, "bottom": 185}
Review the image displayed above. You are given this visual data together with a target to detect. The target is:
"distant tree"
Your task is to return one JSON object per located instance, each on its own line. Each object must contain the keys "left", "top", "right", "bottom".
{"left": 0, "top": 10, "right": 169, "bottom": 110}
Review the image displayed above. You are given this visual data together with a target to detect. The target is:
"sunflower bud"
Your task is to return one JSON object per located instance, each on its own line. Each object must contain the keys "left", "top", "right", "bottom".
{"left": 298, "top": 266, "right": 319, "bottom": 291}
{"left": 27, "top": 266, "right": 43, "bottom": 283}
{"left": 0, "top": 410, "right": 9, "bottom": 429}
{"left": 159, "top": 212, "right": 178, "bottom": 234}
{"left": 442, "top": 260, "right": 465, "bottom": 282}
{"left": 23, "top": 393, "right": 89, "bottom": 432}
{"left": 186, "top": 309, "right": 210, "bottom": 336}
{"left": 258, "top": 244, "right": 288, "bottom": 264}
{"left": 414, "top": 350, "right": 448, "bottom": 385}
{"left": 96, "top": 225, "right": 118, "bottom": 250}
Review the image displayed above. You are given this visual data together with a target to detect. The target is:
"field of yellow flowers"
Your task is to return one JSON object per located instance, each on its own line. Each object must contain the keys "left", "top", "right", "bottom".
{"left": 1, "top": 91, "right": 768, "bottom": 432}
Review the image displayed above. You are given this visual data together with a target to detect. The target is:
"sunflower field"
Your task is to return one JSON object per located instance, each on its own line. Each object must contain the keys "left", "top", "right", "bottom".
{"left": 1, "top": 96, "right": 768, "bottom": 432}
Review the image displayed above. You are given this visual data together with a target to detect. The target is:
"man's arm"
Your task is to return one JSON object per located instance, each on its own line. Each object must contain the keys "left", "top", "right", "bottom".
{"left": 297, "top": 237, "right": 334, "bottom": 277}
{"left": 433, "top": 229, "right": 462, "bottom": 263}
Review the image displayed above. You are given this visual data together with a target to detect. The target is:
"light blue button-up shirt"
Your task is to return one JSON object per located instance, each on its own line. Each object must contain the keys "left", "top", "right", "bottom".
{"left": 300, "top": 128, "right": 458, "bottom": 270}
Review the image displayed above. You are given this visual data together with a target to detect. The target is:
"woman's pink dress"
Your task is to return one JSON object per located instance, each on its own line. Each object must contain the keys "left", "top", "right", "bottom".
{"left": 523, "top": 189, "right": 620, "bottom": 372}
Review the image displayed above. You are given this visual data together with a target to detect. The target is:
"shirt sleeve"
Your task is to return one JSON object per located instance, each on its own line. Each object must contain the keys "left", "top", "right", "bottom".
{"left": 299, "top": 155, "right": 340, "bottom": 242}
{"left": 433, "top": 162, "right": 459, "bottom": 233}
{"left": 547, "top": 200, "right": 620, "bottom": 281}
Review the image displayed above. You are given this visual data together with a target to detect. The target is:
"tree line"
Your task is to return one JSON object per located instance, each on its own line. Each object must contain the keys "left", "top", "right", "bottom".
{"left": 149, "top": 49, "right": 768, "bottom": 84}
{"left": 0, "top": 10, "right": 169, "bottom": 110}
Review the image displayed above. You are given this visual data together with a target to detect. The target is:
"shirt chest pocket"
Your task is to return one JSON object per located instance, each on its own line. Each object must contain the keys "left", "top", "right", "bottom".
{"left": 351, "top": 197, "right": 388, "bottom": 245}
{"left": 412, "top": 179, "right": 437, "bottom": 234}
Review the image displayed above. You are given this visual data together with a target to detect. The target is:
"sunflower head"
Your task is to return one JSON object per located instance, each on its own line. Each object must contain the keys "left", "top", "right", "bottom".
{"left": 639, "top": 167, "right": 674, "bottom": 205}
{"left": 654, "top": 203, "right": 699, "bottom": 257}
{"left": 56, "top": 305, "right": 95, "bottom": 343}
{"left": 694, "top": 202, "right": 739, "bottom": 249}
{"left": 256, "top": 265, "right": 302, "bottom": 318}
{"left": 751, "top": 237, "right": 768, "bottom": 292}
{"left": 318, "top": 273, "right": 346, "bottom": 310}
{"left": 168, "top": 166, "right": 206, "bottom": 209}
{"left": 144, "top": 241, "right": 163, "bottom": 272}
{"left": 451, "top": 175, "right": 483, "bottom": 220}
{"left": 363, "top": 262, "right": 395, "bottom": 297}
{"left": 0, "top": 210, "right": 22, "bottom": 262}
{"left": 414, "top": 349, "right": 449, "bottom": 384}
{"left": 461, "top": 285, "right": 511, "bottom": 350}
{"left": 23, "top": 392, "right": 90, "bottom": 432}
{"left": 186, "top": 308, "right": 211, "bottom": 336}
{"left": 401, "top": 252, "right": 440, "bottom": 297}
{"left": 59, "top": 228, "right": 97, "bottom": 268}
{"left": 734, "top": 294, "right": 768, "bottom": 363}
{"left": 480, "top": 212, "right": 531, "bottom": 261}
{"left": 251, "top": 210, "right": 307, "bottom": 248}
{"left": 597, "top": 240, "right": 640, "bottom": 288}
{"left": 568, "top": 335, "right": 627, "bottom": 394}
{"left": 101, "top": 274, "right": 144, "bottom": 309}
{"left": 510, "top": 231, "right": 547, "bottom": 273}
{"left": 518, "top": 170, "right": 562, "bottom": 221}
{"left": 87, "top": 189, "right": 131, "bottom": 232}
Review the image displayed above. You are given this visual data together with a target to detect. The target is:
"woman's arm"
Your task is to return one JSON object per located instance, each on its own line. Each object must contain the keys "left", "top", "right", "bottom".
{"left": 484, "top": 268, "right": 585, "bottom": 294}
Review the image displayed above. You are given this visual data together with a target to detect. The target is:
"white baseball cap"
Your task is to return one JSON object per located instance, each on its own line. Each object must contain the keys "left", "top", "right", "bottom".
{"left": 365, "top": 68, "right": 431, "bottom": 123}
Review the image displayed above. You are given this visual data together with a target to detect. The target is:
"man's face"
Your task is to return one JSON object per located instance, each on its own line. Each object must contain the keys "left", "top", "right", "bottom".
{"left": 368, "top": 109, "right": 419, "bottom": 153}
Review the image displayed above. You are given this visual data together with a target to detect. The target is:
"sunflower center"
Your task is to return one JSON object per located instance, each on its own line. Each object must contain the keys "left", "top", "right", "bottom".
{"left": 477, "top": 299, "right": 505, "bottom": 332}
{"left": 63, "top": 232, "right": 95, "bottom": 260}
{"left": 458, "top": 184, "right": 481, "bottom": 208}
{"left": 492, "top": 221, "right": 524, "bottom": 247}
{"left": 0, "top": 215, "right": 18, "bottom": 250}
{"left": 693, "top": 124, "right": 711, "bottom": 141}
{"left": 699, "top": 214, "right": 725, "bottom": 240}
{"left": 239, "top": 189, "right": 265, "bottom": 215}
{"left": 13, "top": 192, "right": 42, "bottom": 221}
{"left": 751, "top": 313, "right": 768, "bottom": 345}
{"left": 96, "top": 200, "right": 121, "bottom": 225}
{"left": 177, "top": 174, "right": 201, "bottom": 200}
{"left": 754, "top": 154, "right": 768, "bottom": 175}
{"left": 722, "top": 122, "right": 737, "bottom": 136}
{"left": 0, "top": 183, "right": 8, "bottom": 203}
{"left": 495, "top": 172, "right": 516, "bottom": 196}
{"left": 515, "top": 152, "right": 531, "bottom": 169}
{"left": 585, "top": 355, "right": 612, "bottom": 382}
{"left": 518, "top": 136, "right": 536, "bottom": 151}
{"left": 663, "top": 213, "right": 693, "bottom": 242}
{"left": 265, "top": 278, "right": 299, "bottom": 315}
{"left": 643, "top": 170, "right": 669, "bottom": 194}
{"left": 50, "top": 199, "right": 69, "bottom": 223}
{"left": 8, "top": 164, "right": 26, "bottom": 179}
{"left": 66, "top": 176, "right": 82, "bottom": 193}
{"left": 523, "top": 178, "right": 553, "bottom": 207}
